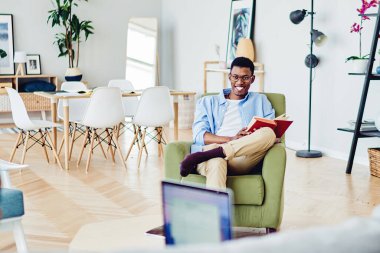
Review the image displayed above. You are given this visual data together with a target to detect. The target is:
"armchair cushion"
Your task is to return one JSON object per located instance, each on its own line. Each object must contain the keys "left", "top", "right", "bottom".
{"left": 0, "top": 188, "right": 24, "bottom": 219}
{"left": 183, "top": 174, "right": 264, "bottom": 205}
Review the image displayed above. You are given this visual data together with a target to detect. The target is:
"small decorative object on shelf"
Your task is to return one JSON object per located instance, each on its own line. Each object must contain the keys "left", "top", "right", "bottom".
{"left": 345, "top": 0, "right": 378, "bottom": 73}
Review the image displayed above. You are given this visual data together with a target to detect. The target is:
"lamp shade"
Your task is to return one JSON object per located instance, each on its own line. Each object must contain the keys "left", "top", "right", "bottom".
{"left": 235, "top": 38, "right": 255, "bottom": 62}
{"left": 14, "top": 51, "right": 27, "bottom": 63}
{"left": 312, "top": 29, "right": 327, "bottom": 47}
{"left": 290, "top": 9, "right": 307, "bottom": 24}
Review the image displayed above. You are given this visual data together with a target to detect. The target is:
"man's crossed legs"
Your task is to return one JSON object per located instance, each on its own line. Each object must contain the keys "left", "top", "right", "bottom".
{"left": 180, "top": 127, "right": 276, "bottom": 189}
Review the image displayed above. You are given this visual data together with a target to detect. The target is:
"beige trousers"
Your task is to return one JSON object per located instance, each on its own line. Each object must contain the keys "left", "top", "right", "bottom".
{"left": 196, "top": 127, "right": 276, "bottom": 189}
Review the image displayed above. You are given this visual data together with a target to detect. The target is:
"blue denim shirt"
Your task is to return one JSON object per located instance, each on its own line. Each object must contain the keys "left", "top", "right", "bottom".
{"left": 191, "top": 89, "right": 275, "bottom": 153}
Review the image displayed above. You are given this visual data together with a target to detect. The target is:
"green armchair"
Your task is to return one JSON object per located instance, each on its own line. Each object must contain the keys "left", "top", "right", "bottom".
{"left": 164, "top": 93, "right": 287, "bottom": 232}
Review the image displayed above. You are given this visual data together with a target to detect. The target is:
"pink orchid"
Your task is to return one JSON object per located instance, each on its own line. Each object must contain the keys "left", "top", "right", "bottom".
{"left": 351, "top": 23, "right": 362, "bottom": 33}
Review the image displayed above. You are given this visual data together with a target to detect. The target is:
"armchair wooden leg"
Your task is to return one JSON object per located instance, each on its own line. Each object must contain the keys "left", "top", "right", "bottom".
{"left": 77, "top": 128, "right": 89, "bottom": 168}
{"left": 85, "top": 129, "right": 96, "bottom": 173}
{"left": 20, "top": 131, "right": 30, "bottom": 164}
{"left": 266, "top": 228, "right": 277, "bottom": 234}
{"left": 13, "top": 219, "right": 28, "bottom": 253}
{"left": 10, "top": 131, "right": 22, "bottom": 162}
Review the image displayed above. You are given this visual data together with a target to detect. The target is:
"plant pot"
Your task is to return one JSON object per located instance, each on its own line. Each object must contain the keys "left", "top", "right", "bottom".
{"left": 349, "top": 59, "right": 369, "bottom": 73}
{"left": 65, "top": 68, "right": 82, "bottom": 81}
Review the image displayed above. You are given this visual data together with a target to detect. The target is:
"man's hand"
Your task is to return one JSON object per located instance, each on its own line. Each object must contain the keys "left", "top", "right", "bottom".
{"left": 230, "top": 127, "right": 250, "bottom": 141}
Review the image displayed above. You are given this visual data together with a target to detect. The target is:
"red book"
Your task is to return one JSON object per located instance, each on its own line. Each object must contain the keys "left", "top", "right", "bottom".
{"left": 247, "top": 114, "right": 293, "bottom": 138}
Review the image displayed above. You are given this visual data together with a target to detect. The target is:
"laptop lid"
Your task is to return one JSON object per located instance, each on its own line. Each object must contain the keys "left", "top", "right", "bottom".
{"left": 161, "top": 180, "right": 233, "bottom": 246}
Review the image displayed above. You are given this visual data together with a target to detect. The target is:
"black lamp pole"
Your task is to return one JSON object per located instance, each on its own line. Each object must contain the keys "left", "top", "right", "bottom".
{"left": 295, "top": 0, "right": 322, "bottom": 158}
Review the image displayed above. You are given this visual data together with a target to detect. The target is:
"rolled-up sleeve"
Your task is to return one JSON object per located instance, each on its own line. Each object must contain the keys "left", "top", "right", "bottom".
{"left": 263, "top": 95, "right": 275, "bottom": 119}
{"left": 192, "top": 98, "right": 211, "bottom": 146}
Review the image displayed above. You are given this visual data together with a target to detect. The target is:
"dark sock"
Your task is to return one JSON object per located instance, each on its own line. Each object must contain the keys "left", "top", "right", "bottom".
{"left": 180, "top": 146, "right": 226, "bottom": 177}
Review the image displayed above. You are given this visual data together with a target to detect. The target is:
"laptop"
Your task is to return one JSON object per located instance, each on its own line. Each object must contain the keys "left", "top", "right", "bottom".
{"left": 161, "top": 180, "right": 234, "bottom": 246}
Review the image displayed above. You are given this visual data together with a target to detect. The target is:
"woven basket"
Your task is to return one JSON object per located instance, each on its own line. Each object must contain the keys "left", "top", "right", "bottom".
{"left": 368, "top": 148, "right": 380, "bottom": 178}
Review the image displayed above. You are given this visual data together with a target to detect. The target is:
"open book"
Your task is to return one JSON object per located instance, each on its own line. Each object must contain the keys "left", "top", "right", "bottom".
{"left": 246, "top": 114, "right": 293, "bottom": 138}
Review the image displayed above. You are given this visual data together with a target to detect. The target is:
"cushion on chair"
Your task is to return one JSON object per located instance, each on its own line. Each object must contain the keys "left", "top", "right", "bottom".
{"left": 19, "top": 80, "right": 56, "bottom": 92}
{"left": 0, "top": 188, "right": 25, "bottom": 219}
{"left": 182, "top": 174, "right": 264, "bottom": 205}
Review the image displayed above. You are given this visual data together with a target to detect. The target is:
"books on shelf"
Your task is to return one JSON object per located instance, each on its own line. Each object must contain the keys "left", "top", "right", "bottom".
{"left": 247, "top": 114, "right": 293, "bottom": 138}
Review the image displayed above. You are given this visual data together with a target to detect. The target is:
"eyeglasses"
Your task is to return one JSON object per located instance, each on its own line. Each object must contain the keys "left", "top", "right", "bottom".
{"left": 229, "top": 74, "right": 254, "bottom": 83}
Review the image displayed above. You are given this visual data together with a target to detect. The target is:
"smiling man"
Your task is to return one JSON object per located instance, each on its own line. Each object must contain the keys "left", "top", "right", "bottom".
{"left": 180, "top": 57, "right": 277, "bottom": 189}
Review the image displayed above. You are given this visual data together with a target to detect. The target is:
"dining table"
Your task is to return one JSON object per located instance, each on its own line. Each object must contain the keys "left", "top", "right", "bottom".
{"left": 34, "top": 89, "right": 196, "bottom": 170}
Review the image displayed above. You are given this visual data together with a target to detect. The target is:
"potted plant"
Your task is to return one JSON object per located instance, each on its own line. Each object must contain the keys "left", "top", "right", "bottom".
{"left": 346, "top": 0, "right": 378, "bottom": 73}
{"left": 47, "top": 0, "right": 94, "bottom": 81}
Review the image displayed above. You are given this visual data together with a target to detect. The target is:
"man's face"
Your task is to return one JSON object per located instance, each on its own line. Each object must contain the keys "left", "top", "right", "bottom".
{"left": 229, "top": 66, "right": 255, "bottom": 98}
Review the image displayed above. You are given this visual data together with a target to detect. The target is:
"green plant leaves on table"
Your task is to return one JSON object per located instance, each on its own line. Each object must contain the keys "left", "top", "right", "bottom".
{"left": 0, "top": 49, "right": 7, "bottom": 58}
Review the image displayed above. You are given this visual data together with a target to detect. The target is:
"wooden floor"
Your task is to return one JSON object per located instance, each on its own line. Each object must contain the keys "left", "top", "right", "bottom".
{"left": 0, "top": 128, "right": 380, "bottom": 252}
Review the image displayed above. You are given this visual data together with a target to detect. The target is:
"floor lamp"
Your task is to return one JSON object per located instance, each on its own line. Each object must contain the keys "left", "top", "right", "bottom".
{"left": 290, "top": 0, "right": 327, "bottom": 158}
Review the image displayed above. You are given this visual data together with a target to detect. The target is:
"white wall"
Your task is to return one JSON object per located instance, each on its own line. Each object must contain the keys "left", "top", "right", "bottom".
{"left": 0, "top": 0, "right": 162, "bottom": 87}
{"left": 160, "top": 0, "right": 380, "bottom": 167}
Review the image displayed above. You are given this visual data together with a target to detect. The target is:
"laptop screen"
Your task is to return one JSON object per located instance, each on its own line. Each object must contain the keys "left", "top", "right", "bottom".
{"left": 162, "top": 180, "right": 233, "bottom": 246}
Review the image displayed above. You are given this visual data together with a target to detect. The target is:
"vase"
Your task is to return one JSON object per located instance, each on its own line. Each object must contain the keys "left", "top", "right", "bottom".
{"left": 65, "top": 67, "right": 82, "bottom": 81}
{"left": 350, "top": 59, "right": 369, "bottom": 73}
{"left": 376, "top": 66, "right": 380, "bottom": 74}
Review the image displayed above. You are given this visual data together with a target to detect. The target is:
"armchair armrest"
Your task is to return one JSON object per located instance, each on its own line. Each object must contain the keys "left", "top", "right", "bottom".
{"left": 164, "top": 141, "right": 192, "bottom": 181}
{"left": 261, "top": 143, "right": 287, "bottom": 228}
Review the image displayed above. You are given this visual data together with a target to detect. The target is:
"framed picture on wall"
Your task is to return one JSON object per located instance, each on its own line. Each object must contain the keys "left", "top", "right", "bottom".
{"left": 25, "top": 54, "right": 41, "bottom": 75}
{"left": 0, "top": 14, "right": 15, "bottom": 75}
{"left": 226, "top": 0, "right": 256, "bottom": 67}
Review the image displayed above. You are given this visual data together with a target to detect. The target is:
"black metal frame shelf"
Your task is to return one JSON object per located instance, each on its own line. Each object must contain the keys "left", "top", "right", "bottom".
{"left": 342, "top": 5, "right": 380, "bottom": 174}
{"left": 337, "top": 128, "right": 380, "bottom": 138}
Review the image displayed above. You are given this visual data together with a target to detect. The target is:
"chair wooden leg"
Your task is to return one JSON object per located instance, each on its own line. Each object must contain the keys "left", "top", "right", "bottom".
{"left": 105, "top": 129, "right": 115, "bottom": 164}
{"left": 9, "top": 131, "right": 22, "bottom": 162}
{"left": 137, "top": 126, "right": 148, "bottom": 155}
{"left": 157, "top": 127, "right": 164, "bottom": 157}
{"left": 113, "top": 126, "right": 127, "bottom": 170}
{"left": 39, "top": 130, "right": 49, "bottom": 163}
{"left": 20, "top": 131, "right": 30, "bottom": 164}
{"left": 13, "top": 219, "right": 28, "bottom": 253}
{"left": 57, "top": 135, "right": 65, "bottom": 156}
{"left": 85, "top": 129, "right": 96, "bottom": 173}
{"left": 266, "top": 228, "right": 277, "bottom": 234}
{"left": 125, "top": 128, "right": 139, "bottom": 161}
{"left": 95, "top": 129, "right": 107, "bottom": 160}
{"left": 137, "top": 128, "right": 147, "bottom": 168}
{"left": 69, "top": 123, "right": 77, "bottom": 161}
{"left": 77, "top": 128, "right": 89, "bottom": 168}
{"left": 45, "top": 130, "right": 63, "bottom": 170}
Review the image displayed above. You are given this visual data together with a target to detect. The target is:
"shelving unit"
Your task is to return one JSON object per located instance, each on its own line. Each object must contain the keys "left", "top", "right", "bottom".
{"left": 337, "top": 7, "right": 380, "bottom": 174}
{"left": 0, "top": 75, "right": 57, "bottom": 113}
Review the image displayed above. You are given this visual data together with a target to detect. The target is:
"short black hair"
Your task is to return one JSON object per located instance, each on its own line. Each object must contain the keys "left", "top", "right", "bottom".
{"left": 230, "top": 57, "right": 254, "bottom": 74}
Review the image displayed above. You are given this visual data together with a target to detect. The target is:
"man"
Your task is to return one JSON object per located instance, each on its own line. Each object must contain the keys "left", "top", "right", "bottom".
{"left": 180, "top": 57, "right": 277, "bottom": 189}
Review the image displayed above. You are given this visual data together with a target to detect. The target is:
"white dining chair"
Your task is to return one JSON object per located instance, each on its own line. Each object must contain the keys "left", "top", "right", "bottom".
{"left": 6, "top": 88, "right": 63, "bottom": 169}
{"left": 0, "top": 160, "right": 29, "bottom": 253}
{"left": 76, "top": 87, "right": 127, "bottom": 173}
{"left": 107, "top": 79, "right": 146, "bottom": 154}
{"left": 125, "top": 86, "right": 173, "bottom": 168}
{"left": 57, "top": 81, "right": 90, "bottom": 160}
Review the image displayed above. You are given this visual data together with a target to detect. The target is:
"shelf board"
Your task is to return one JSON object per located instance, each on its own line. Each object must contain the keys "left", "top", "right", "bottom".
{"left": 359, "top": 13, "right": 378, "bottom": 17}
{"left": 337, "top": 127, "right": 380, "bottom": 138}
{"left": 348, "top": 73, "right": 380, "bottom": 80}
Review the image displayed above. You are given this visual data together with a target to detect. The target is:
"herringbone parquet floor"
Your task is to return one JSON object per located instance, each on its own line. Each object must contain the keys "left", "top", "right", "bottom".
{"left": 0, "top": 128, "right": 379, "bottom": 252}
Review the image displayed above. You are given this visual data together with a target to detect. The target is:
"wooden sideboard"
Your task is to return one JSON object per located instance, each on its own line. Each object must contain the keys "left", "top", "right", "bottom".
{"left": 0, "top": 75, "right": 57, "bottom": 113}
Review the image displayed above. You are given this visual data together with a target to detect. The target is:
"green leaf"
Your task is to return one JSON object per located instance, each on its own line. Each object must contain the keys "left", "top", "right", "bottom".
{"left": 0, "top": 49, "right": 7, "bottom": 58}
